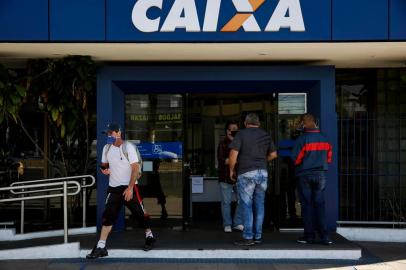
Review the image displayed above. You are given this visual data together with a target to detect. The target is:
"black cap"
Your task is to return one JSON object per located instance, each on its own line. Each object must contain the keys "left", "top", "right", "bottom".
{"left": 102, "top": 122, "right": 121, "bottom": 134}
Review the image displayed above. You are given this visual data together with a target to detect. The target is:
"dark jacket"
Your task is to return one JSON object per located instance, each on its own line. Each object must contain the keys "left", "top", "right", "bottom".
{"left": 217, "top": 137, "right": 234, "bottom": 184}
{"left": 291, "top": 128, "right": 332, "bottom": 176}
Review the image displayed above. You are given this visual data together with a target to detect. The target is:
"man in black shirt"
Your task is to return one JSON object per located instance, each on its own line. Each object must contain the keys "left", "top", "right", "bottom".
{"left": 229, "top": 113, "right": 277, "bottom": 245}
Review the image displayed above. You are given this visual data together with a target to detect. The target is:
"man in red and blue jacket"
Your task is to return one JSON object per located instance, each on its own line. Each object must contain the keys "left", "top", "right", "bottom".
{"left": 291, "top": 113, "right": 333, "bottom": 245}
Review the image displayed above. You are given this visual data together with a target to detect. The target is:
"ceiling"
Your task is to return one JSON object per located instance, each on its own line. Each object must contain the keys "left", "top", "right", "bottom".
{"left": 0, "top": 42, "right": 405, "bottom": 68}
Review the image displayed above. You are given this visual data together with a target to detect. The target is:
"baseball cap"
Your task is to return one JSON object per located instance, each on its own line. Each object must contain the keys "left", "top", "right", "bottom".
{"left": 102, "top": 122, "right": 121, "bottom": 134}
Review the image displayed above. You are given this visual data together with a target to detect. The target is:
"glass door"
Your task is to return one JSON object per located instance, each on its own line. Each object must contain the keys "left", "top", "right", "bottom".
{"left": 125, "top": 94, "right": 184, "bottom": 221}
{"left": 185, "top": 93, "right": 277, "bottom": 226}
{"left": 267, "top": 93, "right": 307, "bottom": 230}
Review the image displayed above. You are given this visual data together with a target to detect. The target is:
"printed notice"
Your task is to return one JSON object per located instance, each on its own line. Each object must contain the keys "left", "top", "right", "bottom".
{"left": 191, "top": 177, "right": 204, "bottom": 194}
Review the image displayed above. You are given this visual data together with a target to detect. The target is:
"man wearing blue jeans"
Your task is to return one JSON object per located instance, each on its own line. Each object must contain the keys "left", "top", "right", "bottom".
{"left": 229, "top": 113, "right": 277, "bottom": 246}
{"left": 217, "top": 121, "right": 243, "bottom": 233}
{"left": 292, "top": 113, "right": 333, "bottom": 245}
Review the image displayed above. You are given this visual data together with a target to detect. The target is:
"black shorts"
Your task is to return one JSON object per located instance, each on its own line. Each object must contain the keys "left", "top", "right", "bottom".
{"left": 102, "top": 185, "right": 151, "bottom": 228}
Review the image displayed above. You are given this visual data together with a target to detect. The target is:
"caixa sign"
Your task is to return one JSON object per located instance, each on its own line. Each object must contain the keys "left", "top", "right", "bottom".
{"left": 132, "top": 0, "right": 305, "bottom": 33}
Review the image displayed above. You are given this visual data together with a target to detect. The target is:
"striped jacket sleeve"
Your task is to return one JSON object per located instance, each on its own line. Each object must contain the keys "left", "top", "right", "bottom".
{"left": 291, "top": 137, "right": 303, "bottom": 165}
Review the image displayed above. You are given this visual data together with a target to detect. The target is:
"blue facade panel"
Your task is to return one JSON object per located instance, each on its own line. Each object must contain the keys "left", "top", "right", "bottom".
{"left": 1, "top": 0, "right": 405, "bottom": 43}
{"left": 107, "top": 0, "right": 331, "bottom": 42}
{"left": 333, "top": 0, "right": 388, "bottom": 41}
{"left": 50, "top": 0, "right": 105, "bottom": 41}
{"left": 390, "top": 0, "right": 406, "bottom": 40}
{"left": 96, "top": 80, "right": 126, "bottom": 231}
{"left": 0, "top": 0, "right": 48, "bottom": 41}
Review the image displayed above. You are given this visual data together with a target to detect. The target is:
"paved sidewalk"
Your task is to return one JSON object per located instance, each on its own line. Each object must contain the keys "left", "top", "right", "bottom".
{"left": 1, "top": 241, "right": 405, "bottom": 270}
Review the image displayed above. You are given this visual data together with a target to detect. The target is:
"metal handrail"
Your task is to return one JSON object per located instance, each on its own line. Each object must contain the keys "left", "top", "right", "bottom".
{"left": 0, "top": 181, "right": 81, "bottom": 202}
{"left": 0, "top": 175, "right": 96, "bottom": 243}
{"left": 10, "top": 175, "right": 95, "bottom": 190}
{"left": 7, "top": 186, "right": 78, "bottom": 195}
{"left": 10, "top": 175, "right": 95, "bottom": 231}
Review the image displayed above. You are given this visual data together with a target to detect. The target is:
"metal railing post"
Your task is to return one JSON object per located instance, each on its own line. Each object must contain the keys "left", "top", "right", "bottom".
{"left": 82, "top": 178, "right": 86, "bottom": 228}
{"left": 19, "top": 173, "right": 24, "bottom": 234}
{"left": 20, "top": 199, "right": 24, "bottom": 234}
{"left": 63, "top": 181, "right": 68, "bottom": 244}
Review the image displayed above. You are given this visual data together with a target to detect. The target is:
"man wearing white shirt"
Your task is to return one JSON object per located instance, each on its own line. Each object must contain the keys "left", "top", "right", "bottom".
{"left": 87, "top": 123, "right": 155, "bottom": 259}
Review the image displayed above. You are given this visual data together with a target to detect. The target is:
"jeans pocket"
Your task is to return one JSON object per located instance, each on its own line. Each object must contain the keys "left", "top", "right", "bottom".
{"left": 258, "top": 179, "right": 267, "bottom": 192}
{"left": 255, "top": 170, "right": 268, "bottom": 187}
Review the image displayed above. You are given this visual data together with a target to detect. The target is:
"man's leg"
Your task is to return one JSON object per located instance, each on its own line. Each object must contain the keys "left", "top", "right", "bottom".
{"left": 99, "top": 225, "right": 112, "bottom": 242}
{"left": 287, "top": 161, "right": 297, "bottom": 220}
{"left": 87, "top": 190, "right": 123, "bottom": 259}
{"left": 287, "top": 179, "right": 297, "bottom": 220}
{"left": 297, "top": 175, "right": 315, "bottom": 243}
{"left": 100, "top": 191, "right": 124, "bottom": 237}
{"left": 235, "top": 171, "right": 256, "bottom": 245}
{"left": 152, "top": 175, "right": 168, "bottom": 220}
{"left": 125, "top": 184, "right": 155, "bottom": 251}
{"left": 253, "top": 170, "right": 268, "bottom": 242}
{"left": 157, "top": 191, "right": 168, "bottom": 220}
{"left": 313, "top": 172, "right": 330, "bottom": 244}
{"left": 232, "top": 184, "right": 244, "bottom": 230}
{"left": 279, "top": 166, "right": 288, "bottom": 221}
{"left": 219, "top": 182, "right": 233, "bottom": 231}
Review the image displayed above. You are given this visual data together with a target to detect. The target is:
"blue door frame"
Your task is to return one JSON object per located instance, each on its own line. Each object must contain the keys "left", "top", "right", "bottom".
{"left": 96, "top": 65, "right": 338, "bottom": 232}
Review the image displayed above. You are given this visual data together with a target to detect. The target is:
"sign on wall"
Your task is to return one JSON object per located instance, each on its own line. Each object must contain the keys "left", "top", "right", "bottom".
{"left": 107, "top": 0, "right": 331, "bottom": 41}
{"left": 136, "top": 141, "right": 183, "bottom": 159}
{"left": 128, "top": 113, "right": 182, "bottom": 123}
{"left": 132, "top": 0, "right": 305, "bottom": 33}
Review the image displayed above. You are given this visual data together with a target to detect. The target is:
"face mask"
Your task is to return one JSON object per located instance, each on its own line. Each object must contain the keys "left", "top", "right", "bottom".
{"left": 106, "top": 136, "right": 116, "bottom": 145}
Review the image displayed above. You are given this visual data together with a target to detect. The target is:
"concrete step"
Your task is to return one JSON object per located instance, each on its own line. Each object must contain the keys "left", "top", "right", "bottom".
{"left": 0, "top": 229, "right": 362, "bottom": 261}
{"left": 0, "top": 242, "right": 361, "bottom": 260}
{"left": 0, "top": 227, "right": 96, "bottom": 241}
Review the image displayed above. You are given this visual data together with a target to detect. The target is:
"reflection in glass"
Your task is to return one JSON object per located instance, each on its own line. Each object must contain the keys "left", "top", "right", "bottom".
{"left": 125, "top": 94, "right": 183, "bottom": 219}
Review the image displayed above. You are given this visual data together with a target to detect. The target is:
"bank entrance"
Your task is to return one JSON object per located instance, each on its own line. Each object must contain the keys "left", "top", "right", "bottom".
{"left": 123, "top": 92, "right": 305, "bottom": 229}
{"left": 186, "top": 92, "right": 307, "bottom": 230}
{"left": 96, "top": 66, "right": 337, "bottom": 232}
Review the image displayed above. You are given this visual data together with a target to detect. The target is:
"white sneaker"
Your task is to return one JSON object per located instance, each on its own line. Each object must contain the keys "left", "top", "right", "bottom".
{"left": 233, "top": 225, "right": 244, "bottom": 231}
{"left": 224, "top": 226, "right": 232, "bottom": 233}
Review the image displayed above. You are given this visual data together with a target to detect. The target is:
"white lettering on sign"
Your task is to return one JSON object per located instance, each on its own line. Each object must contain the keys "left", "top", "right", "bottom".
{"left": 132, "top": 0, "right": 163, "bottom": 32}
{"left": 161, "top": 0, "right": 201, "bottom": 32}
{"left": 132, "top": 0, "right": 305, "bottom": 33}
{"left": 202, "top": 0, "right": 221, "bottom": 32}
{"left": 265, "top": 0, "right": 305, "bottom": 32}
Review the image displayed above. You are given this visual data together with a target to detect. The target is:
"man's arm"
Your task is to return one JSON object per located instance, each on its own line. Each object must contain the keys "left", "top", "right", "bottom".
{"left": 327, "top": 143, "right": 333, "bottom": 164}
{"left": 100, "top": 162, "right": 110, "bottom": 175}
{"left": 123, "top": 162, "right": 140, "bottom": 201}
{"left": 229, "top": 149, "right": 238, "bottom": 181}
{"left": 101, "top": 162, "right": 109, "bottom": 167}
{"left": 267, "top": 151, "right": 278, "bottom": 161}
{"left": 217, "top": 142, "right": 226, "bottom": 166}
{"left": 291, "top": 138, "right": 304, "bottom": 165}
{"left": 100, "top": 145, "right": 110, "bottom": 175}
{"left": 267, "top": 137, "right": 278, "bottom": 162}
